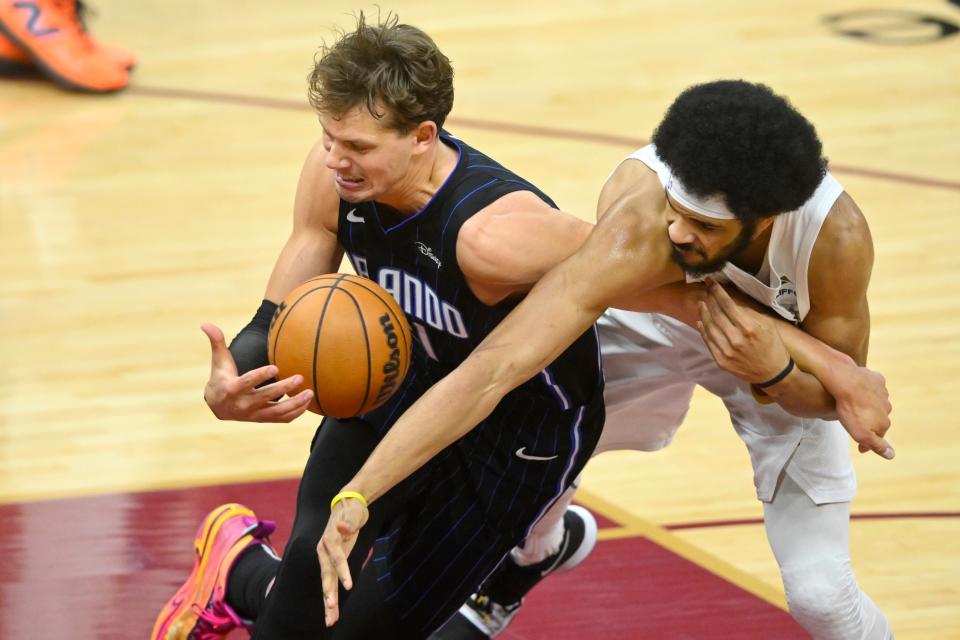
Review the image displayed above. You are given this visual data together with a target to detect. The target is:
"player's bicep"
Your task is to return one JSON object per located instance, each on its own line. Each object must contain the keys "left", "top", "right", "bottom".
{"left": 264, "top": 142, "right": 344, "bottom": 301}
{"left": 473, "top": 206, "right": 676, "bottom": 390}
{"left": 802, "top": 193, "right": 874, "bottom": 364}
{"left": 458, "top": 194, "right": 592, "bottom": 301}
{"left": 801, "top": 302, "right": 870, "bottom": 366}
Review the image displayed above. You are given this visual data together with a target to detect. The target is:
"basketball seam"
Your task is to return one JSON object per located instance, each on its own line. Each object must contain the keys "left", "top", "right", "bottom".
{"left": 332, "top": 276, "right": 413, "bottom": 381}
{"left": 310, "top": 275, "right": 351, "bottom": 416}
{"left": 330, "top": 284, "right": 373, "bottom": 416}
{"left": 274, "top": 274, "right": 410, "bottom": 418}
{"left": 271, "top": 286, "right": 339, "bottom": 414}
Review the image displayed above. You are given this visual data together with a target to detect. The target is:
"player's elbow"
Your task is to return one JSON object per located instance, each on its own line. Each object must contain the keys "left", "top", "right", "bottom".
{"left": 461, "top": 345, "right": 527, "bottom": 404}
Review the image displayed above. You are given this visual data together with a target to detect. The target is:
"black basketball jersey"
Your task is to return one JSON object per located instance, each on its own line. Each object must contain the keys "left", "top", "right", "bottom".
{"left": 335, "top": 130, "right": 603, "bottom": 432}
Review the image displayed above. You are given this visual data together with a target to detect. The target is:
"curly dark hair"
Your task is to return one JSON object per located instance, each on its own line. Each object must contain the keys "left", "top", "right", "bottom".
{"left": 652, "top": 80, "right": 827, "bottom": 222}
{"left": 308, "top": 11, "right": 454, "bottom": 133}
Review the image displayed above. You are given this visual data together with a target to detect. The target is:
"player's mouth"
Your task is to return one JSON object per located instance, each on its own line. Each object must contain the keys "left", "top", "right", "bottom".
{"left": 671, "top": 243, "right": 703, "bottom": 261}
{"left": 336, "top": 174, "right": 366, "bottom": 190}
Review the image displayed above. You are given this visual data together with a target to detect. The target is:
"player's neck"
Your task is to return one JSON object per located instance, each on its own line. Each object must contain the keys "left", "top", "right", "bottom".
{"left": 379, "top": 140, "right": 459, "bottom": 216}
{"left": 728, "top": 222, "right": 774, "bottom": 275}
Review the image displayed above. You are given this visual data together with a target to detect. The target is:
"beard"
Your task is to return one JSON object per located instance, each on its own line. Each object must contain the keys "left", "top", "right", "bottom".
{"left": 670, "top": 222, "right": 755, "bottom": 277}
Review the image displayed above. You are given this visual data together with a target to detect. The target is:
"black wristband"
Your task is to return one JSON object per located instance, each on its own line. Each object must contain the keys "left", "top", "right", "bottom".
{"left": 250, "top": 298, "right": 279, "bottom": 331}
{"left": 754, "top": 356, "right": 795, "bottom": 388}
{"left": 228, "top": 299, "right": 279, "bottom": 376}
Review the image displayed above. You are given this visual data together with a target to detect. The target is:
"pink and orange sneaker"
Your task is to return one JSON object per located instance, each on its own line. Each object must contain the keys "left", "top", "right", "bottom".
{"left": 151, "top": 503, "right": 277, "bottom": 640}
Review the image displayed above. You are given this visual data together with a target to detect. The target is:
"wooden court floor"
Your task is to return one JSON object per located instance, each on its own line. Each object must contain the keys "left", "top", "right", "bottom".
{"left": 1, "top": 1, "right": 958, "bottom": 637}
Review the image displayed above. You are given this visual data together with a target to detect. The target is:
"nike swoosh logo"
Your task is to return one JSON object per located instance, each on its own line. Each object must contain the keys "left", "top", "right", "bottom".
{"left": 515, "top": 447, "right": 559, "bottom": 461}
{"left": 346, "top": 208, "right": 364, "bottom": 223}
{"left": 541, "top": 532, "right": 571, "bottom": 576}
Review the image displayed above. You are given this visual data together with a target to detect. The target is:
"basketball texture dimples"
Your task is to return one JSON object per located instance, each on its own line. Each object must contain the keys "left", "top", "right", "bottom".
{"left": 267, "top": 274, "right": 412, "bottom": 418}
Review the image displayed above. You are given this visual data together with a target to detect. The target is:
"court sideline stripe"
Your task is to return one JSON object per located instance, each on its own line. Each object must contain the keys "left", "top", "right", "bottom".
{"left": 574, "top": 488, "right": 790, "bottom": 611}
{"left": 664, "top": 511, "right": 960, "bottom": 531}
{"left": 123, "top": 85, "right": 960, "bottom": 193}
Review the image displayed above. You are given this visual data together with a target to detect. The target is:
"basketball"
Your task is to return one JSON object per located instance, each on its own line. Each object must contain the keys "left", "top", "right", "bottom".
{"left": 267, "top": 274, "right": 412, "bottom": 418}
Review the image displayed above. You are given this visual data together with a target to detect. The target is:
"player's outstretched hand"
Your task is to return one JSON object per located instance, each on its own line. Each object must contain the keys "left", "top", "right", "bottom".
{"left": 831, "top": 364, "right": 895, "bottom": 460}
{"left": 318, "top": 495, "right": 369, "bottom": 627}
{"left": 201, "top": 322, "right": 313, "bottom": 422}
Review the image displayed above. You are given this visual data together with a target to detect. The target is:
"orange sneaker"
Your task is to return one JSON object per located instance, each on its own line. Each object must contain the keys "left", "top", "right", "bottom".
{"left": 0, "top": 0, "right": 128, "bottom": 92}
{"left": 0, "top": 30, "right": 32, "bottom": 72}
{"left": 150, "top": 503, "right": 278, "bottom": 640}
{"left": 63, "top": 0, "right": 137, "bottom": 69}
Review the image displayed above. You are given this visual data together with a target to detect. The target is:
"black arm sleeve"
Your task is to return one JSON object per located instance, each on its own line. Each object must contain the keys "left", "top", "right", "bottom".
{"left": 229, "top": 299, "right": 278, "bottom": 376}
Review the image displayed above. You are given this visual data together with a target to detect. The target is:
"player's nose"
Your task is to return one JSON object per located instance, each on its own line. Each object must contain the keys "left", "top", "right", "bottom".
{"left": 324, "top": 145, "right": 350, "bottom": 170}
{"left": 667, "top": 218, "right": 695, "bottom": 245}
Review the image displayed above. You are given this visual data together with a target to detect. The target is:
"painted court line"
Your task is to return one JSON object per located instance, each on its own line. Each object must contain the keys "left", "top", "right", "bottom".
{"left": 575, "top": 488, "right": 789, "bottom": 611}
{"left": 665, "top": 510, "right": 960, "bottom": 531}
{"left": 122, "top": 84, "right": 960, "bottom": 193}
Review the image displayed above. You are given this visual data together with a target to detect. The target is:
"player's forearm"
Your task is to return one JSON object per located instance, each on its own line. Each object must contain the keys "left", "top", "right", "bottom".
{"left": 343, "top": 352, "right": 508, "bottom": 504}
{"left": 621, "top": 282, "right": 705, "bottom": 321}
{"left": 759, "top": 366, "right": 838, "bottom": 419}
{"left": 758, "top": 322, "right": 863, "bottom": 419}
{"left": 775, "top": 321, "right": 857, "bottom": 401}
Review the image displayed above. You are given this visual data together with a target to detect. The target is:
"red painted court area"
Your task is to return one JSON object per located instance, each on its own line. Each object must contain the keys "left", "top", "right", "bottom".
{"left": 0, "top": 479, "right": 805, "bottom": 639}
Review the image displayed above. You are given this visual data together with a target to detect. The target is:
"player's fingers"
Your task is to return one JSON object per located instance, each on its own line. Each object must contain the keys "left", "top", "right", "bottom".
{"left": 698, "top": 302, "right": 734, "bottom": 354}
{"left": 707, "top": 281, "right": 746, "bottom": 327}
{"left": 704, "top": 290, "right": 739, "bottom": 339}
{"left": 255, "top": 374, "right": 305, "bottom": 399}
{"left": 328, "top": 527, "right": 354, "bottom": 591}
{"left": 860, "top": 432, "right": 896, "bottom": 460}
{"left": 872, "top": 413, "right": 892, "bottom": 438}
{"left": 233, "top": 364, "right": 280, "bottom": 393}
{"left": 201, "top": 323, "right": 237, "bottom": 376}
{"left": 252, "top": 393, "right": 312, "bottom": 423}
{"left": 318, "top": 538, "right": 340, "bottom": 626}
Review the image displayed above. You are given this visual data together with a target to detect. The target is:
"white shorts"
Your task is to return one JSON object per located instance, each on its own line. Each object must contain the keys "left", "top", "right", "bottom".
{"left": 597, "top": 309, "right": 857, "bottom": 504}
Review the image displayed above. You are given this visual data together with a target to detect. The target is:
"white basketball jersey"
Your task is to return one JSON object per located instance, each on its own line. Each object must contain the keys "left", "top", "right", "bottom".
{"left": 628, "top": 144, "right": 844, "bottom": 323}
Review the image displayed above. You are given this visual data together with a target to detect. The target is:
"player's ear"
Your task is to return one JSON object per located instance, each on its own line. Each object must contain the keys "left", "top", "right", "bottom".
{"left": 412, "top": 120, "right": 438, "bottom": 150}
{"left": 751, "top": 216, "right": 776, "bottom": 239}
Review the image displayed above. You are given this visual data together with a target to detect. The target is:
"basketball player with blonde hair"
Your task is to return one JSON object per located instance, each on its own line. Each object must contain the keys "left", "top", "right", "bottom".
{"left": 152, "top": 12, "right": 609, "bottom": 639}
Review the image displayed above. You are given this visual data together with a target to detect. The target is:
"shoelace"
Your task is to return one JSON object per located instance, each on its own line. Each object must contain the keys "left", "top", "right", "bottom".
{"left": 66, "top": 0, "right": 92, "bottom": 30}
{"left": 188, "top": 599, "right": 246, "bottom": 640}
{"left": 471, "top": 591, "right": 503, "bottom": 623}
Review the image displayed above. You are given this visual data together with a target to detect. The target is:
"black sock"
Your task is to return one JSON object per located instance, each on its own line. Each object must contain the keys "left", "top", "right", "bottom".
{"left": 226, "top": 544, "right": 281, "bottom": 620}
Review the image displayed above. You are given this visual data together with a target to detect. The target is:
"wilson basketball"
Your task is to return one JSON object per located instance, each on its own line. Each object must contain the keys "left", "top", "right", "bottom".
{"left": 267, "top": 274, "right": 412, "bottom": 418}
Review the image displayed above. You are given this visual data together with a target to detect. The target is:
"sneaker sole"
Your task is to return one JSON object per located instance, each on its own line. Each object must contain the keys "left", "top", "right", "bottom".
{"left": 457, "top": 602, "right": 518, "bottom": 639}
{"left": 554, "top": 505, "right": 597, "bottom": 573}
{"left": 0, "top": 57, "right": 35, "bottom": 75}
{"left": 150, "top": 503, "right": 256, "bottom": 640}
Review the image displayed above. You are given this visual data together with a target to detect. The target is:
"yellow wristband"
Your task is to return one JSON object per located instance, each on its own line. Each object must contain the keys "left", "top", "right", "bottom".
{"left": 750, "top": 384, "right": 776, "bottom": 405}
{"left": 330, "top": 490, "right": 368, "bottom": 511}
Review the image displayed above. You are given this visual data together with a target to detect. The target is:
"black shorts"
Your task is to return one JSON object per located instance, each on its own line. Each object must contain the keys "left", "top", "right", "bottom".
{"left": 253, "top": 395, "right": 603, "bottom": 639}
